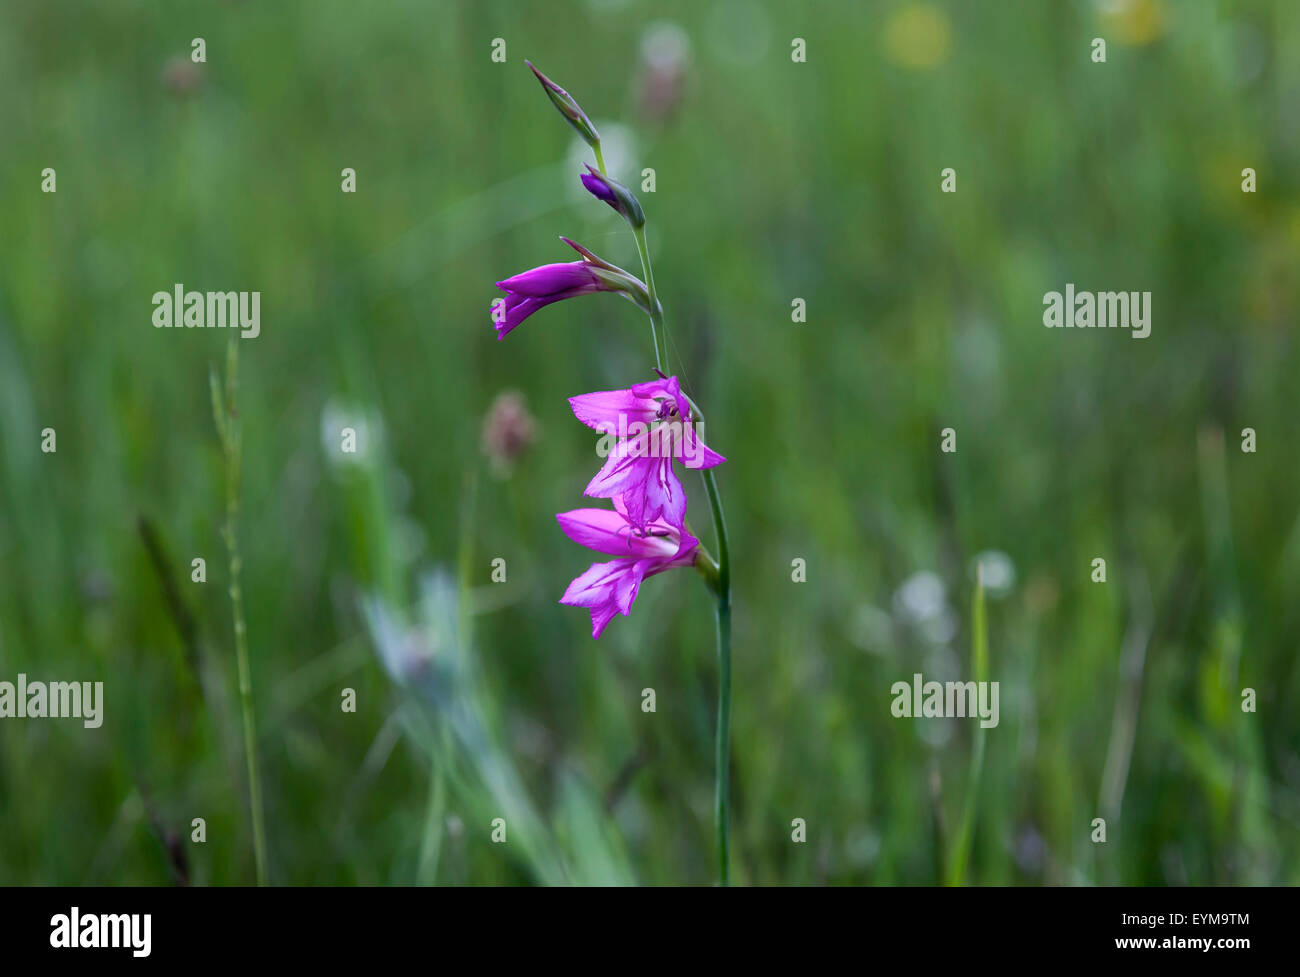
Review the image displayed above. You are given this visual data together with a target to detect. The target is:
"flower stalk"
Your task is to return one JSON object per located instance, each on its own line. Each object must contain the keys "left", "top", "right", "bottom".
{"left": 702, "top": 466, "right": 732, "bottom": 885}
{"left": 631, "top": 224, "right": 667, "bottom": 373}
{"left": 496, "top": 61, "right": 735, "bottom": 886}
{"left": 946, "top": 566, "right": 988, "bottom": 884}
{"left": 595, "top": 153, "right": 735, "bottom": 886}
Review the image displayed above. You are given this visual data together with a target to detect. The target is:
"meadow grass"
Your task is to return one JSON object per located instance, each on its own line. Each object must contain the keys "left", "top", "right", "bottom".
{"left": 0, "top": 0, "right": 1297, "bottom": 884}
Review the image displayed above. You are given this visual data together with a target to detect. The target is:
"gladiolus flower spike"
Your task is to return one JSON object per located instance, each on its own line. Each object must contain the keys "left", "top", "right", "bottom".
{"left": 491, "top": 58, "right": 735, "bottom": 886}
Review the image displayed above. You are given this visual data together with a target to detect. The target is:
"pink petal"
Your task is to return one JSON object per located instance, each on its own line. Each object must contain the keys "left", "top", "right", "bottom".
{"left": 556, "top": 509, "right": 665, "bottom": 558}
{"left": 679, "top": 427, "right": 726, "bottom": 469}
{"left": 613, "top": 562, "right": 644, "bottom": 613}
{"left": 588, "top": 602, "right": 620, "bottom": 639}
{"left": 631, "top": 375, "right": 691, "bottom": 419}
{"left": 668, "top": 527, "right": 700, "bottom": 563}
{"left": 611, "top": 456, "right": 685, "bottom": 531}
{"left": 569, "top": 389, "right": 656, "bottom": 433}
{"left": 557, "top": 558, "right": 649, "bottom": 640}
{"left": 560, "top": 559, "right": 626, "bottom": 605}
{"left": 640, "top": 457, "right": 686, "bottom": 530}
{"left": 630, "top": 375, "right": 674, "bottom": 400}
{"left": 585, "top": 441, "right": 651, "bottom": 499}
{"left": 497, "top": 262, "right": 595, "bottom": 297}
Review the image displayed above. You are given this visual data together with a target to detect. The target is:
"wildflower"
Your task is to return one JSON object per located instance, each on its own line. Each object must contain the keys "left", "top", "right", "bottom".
{"left": 481, "top": 390, "right": 537, "bottom": 475}
{"left": 569, "top": 374, "right": 724, "bottom": 531}
{"left": 636, "top": 22, "right": 691, "bottom": 123}
{"left": 579, "top": 164, "right": 644, "bottom": 227}
{"left": 557, "top": 496, "right": 698, "bottom": 639}
{"left": 492, "top": 239, "right": 650, "bottom": 340}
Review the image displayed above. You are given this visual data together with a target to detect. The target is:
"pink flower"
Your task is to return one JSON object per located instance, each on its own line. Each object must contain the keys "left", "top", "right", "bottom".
{"left": 492, "top": 238, "right": 651, "bottom": 340}
{"left": 492, "top": 261, "right": 604, "bottom": 340}
{"left": 557, "top": 496, "right": 699, "bottom": 639}
{"left": 568, "top": 375, "right": 724, "bottom": 532}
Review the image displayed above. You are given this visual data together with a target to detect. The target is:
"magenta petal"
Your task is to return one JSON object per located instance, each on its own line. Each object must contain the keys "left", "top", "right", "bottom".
{"left": 556, "top": 509, "right": 669, "bottom": 558}
{"left": 679, "top": 427, "right": 727, "bottom": 469}
{"left": 630, "top": 376, "right": 674, "bottom": 399}
{"left": 585, "top": 442, "right": 649, "bottom": 500}
{"left": 569, "top": 389, "right": 657, "bottom": 432}
{"left": 613, "top": 561, "right": 644, "bottom": 614}
{"left": 580, "top": 166, "right": 617, "bottom": 206}
{"left": 605, "top": 455, "right": 684, "bottom": 531}
{"left": 642, "top": 457, "right": 686, "bottom": 530}
{"left": 556, "top": 509, "right": 632, "bottom": 554}
{"left": 630, "top": 375, "right": 690, "bottom": 418}
{"left": 494, "top": 295, "right": 546, "bottom": 339}
{"left": 618, "top": 479, "right": 650, "bottom": 528}
{"left": 612, "top": 493, "right": 633, "bottom": 521}
{"left": 497, "top": 262, "right": 597, "bottom": 297}
{"left": 491, "top": 260, "right": 608, "bottom": 339}
{"left": 556, "top": 500, "right": 698, "bottom": 639}
{"left": 587, "top": 439, "right": 686, "bottom": 531}
{"left": 588, "top": 602, "right": 619, "bottom": 639}
{"left": 669, "top": 527, "right": 700, "bottom": 562}
{"left": 558, "top": 557, "right": 649, "bottom": 640}
{"left": 560, "top": 559, "right": 625, "bottom": 605}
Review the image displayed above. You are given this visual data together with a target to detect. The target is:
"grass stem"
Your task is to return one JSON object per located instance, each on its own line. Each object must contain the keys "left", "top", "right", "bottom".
{"left": 211, "top": 340, "right": 268, "bottom": 886}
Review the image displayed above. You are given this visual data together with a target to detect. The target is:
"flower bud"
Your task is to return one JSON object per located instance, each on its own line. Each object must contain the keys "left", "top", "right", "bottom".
{"left": 490, "top": 239, "right": 655, "bottom": 340}
{"left": 526, "top": 60, "right": 601, "bottom": 149}
{"left": 580, "top": 164, "right": 645, "bottom": 228}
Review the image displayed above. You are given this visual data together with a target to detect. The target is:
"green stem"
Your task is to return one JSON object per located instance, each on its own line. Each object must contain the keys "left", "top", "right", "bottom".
{"left": 212, "top": 340, "right": 268, "bottom": 886}
{"left": 946, "top": 570, "right": 987, "bottom": 885}
{"left": 631, "top": 224, "right": 666, "bottom": 373}
{"left": 702, "top": 468, "right": 732, "bottom": 886}
{"left": 626, "top": 210, "right": 732, "bottom": 885}
{"left": 417, "top": 762, "right": 446, "bottom": 884}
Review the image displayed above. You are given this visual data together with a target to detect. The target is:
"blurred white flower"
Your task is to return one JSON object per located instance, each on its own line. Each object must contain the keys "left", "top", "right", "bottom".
{"left": 893, "top": 570, "right": 946, "bottom": 624}
{"left": 641, "top": 21, "right": 692, "bottom": 74}
{"left": 638, "top": 21, "right": 691, "bottom": 122}
{"left": 972, "top": 549, "right": 1017, "bottom": 599}
{"left": 320, "top": 400, "right": 381, "bottom": 468}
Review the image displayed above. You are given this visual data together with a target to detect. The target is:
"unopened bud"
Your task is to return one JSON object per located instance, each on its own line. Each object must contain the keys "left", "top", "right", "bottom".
{"left": 580, "top": 164, "right": 645, "bottom": 228}
{"left": 526, "top": 60, "right": 601, "bottom": 149}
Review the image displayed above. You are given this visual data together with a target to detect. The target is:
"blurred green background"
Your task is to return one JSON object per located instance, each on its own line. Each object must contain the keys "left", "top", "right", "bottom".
{"left": 1, "top": 0, "right": 1298, "bottom": 884}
